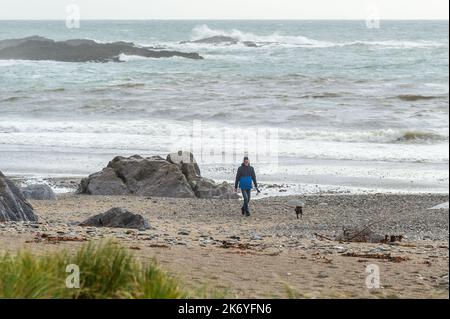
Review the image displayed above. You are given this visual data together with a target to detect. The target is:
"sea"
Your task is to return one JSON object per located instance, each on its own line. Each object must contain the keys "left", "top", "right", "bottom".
{"left": 0, "top": 20, "right": 448, "bottom": 194}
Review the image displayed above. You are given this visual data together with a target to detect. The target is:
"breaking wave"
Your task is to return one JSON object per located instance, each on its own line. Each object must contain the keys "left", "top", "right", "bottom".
{"left": 396, "top": 130, "right": 447, "bottom": 142}
{"left": 190, "top": 25, "right": 331, "bottom": 47}
{"left": 189, "top": 25, "right": 447, "bottom": 49}
{"left": 118, "top": 54, "right": 151, "bottom": 62}
{"left": 279, "top": 129, "right": 448, "bottom": 144}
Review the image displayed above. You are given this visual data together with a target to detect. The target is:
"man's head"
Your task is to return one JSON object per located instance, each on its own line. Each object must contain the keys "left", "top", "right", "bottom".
{"left": 243, "top": 156, "right": 249, "bottom": 166}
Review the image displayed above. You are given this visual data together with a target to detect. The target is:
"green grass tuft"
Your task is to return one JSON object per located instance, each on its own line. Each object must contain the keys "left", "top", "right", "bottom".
{"left": 0, "top": 240, "right": 190, "bottom": 299}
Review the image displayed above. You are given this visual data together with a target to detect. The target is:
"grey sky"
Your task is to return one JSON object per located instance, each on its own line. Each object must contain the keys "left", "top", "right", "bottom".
{"left": 1, "top": 0, "right": 448, "bottom": 20}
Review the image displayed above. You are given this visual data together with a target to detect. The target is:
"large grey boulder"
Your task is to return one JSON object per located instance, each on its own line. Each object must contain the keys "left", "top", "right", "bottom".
{"left": 0, "top": 171, "right": 38, "bottom": 222}
{"left": 79, "top": 155, "right": 195, "bottom": 198}
{"left": 80, "top": 207, "right": 150, "bottom": 230}
{"left": 79, "top": 153, "right": 238, "bottom": 199}
{"left": 79, "top": 167, "right": 129, "bottom": 196}
{"left": 22, "top": 184, "right": 56, "bottom": 201}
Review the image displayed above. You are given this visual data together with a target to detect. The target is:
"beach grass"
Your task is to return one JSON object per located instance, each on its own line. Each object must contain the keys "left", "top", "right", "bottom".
{"left": 0, "top": 240, "right": 190, "bottom": 299}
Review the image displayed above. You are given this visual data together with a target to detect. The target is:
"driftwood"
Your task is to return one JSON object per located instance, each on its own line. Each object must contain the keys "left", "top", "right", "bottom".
{"left": 342, "top": 252, "right": 409, "bottom": 263}
{"left": 26, "top": 233, "right": 87, "bottom": 244}
{"left": 315, "top": 218, "right": 404, "bottom": 244}
{"left": 314, "top": 233, "right": 334, "bottom": 241}
{"left": 336, "top": 227, "right": 404, "bottom": 244}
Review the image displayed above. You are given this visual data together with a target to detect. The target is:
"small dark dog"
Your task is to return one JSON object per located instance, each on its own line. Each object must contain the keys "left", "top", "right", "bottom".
{"left": 287, "top": 200, "right": 305, "bottom": 219}
{"left": 295, "top": 206, "right": 303, "bottom": 219}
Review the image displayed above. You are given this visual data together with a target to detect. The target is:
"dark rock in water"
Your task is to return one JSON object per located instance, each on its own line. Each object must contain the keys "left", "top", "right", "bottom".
{"left": 242, "top": 41, "right": 259, "bottom": 48}
{"left": 79, "top": 153, "right": 238, "bottom": 199}
{"left": 80, "top": 207, "right": 150, "bottom": 230}
{"left": 181, "top": 36, "right": 258, "bottom": 48}
{"left": 186, "top": 35, "right": 239, "bottom": 45}
{"left": 0, "top": 171, "right": 38, "bottom": 222}
{"left": 22, "top": 184, "right": 56, "bottom": 201}
{"left": 0, "top": 36, "right": 203, "bottom": 62}
{"left": 0, "top": 35, "right": 51, "bottom": 50}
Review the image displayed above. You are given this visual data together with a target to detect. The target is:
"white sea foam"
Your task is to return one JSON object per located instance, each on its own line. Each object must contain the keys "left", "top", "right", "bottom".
{"left": 188, "top": 25, "right": 447, "bottom": 49}
{"left": 190, "top": 25, "right": 332, "bottom": 47}
{"left": 1, "top": 119, "right": 447, "bottom": 145}
{"left": 338, "top": 40, "right": 446, "bottom": 49}
{"left": 118, "top": 54, "right": 149, "bottom": 62}
{"left": 429, "top": 202, "right": 449, "bottom": 210}
{"left": 0, "top": 119, "right": 448, "bottom": 164}
{"left": 0, "top": 60, "right": 20, "bottom": 67}
{"left": 278, "top": 128, "right": 449, "bottom": 144}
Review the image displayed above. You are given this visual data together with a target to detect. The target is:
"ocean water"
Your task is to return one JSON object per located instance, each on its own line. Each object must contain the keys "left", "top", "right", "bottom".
{"left": 0, "top": 20, "right": 448, "bottom": 193}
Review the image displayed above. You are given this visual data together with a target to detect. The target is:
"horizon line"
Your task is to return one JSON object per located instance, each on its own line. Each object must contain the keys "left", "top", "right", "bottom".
{"left": 0, "top": 18, "right": 449, "bottom": 21}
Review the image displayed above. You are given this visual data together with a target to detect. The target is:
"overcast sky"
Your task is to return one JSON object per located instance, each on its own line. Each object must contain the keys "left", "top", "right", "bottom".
{"left": 1, "top": 0, "right": 449, "bottom": 20}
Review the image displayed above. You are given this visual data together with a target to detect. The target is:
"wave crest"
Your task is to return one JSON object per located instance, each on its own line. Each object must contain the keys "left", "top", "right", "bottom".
{"left": 279, "top": 129, "right": 448, "bottom": 144}
{"left": 189, "top": 25, "right": 447, "bottom": 49}
{"left": 191, "top": 25, "right": 330, "bottom": 47}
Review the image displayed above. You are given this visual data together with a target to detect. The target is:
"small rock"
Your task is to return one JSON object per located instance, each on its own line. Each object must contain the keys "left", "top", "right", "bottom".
{"left": 22, "top": 184, "right": 57, "bottom": 201}
{"left": 250, "top": 234, "right": 263, "bottom": 241}
{"left": 79, "top": 207, "right": 150, "bottom": 230}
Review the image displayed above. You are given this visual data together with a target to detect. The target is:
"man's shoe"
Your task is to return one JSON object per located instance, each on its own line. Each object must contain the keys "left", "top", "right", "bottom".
{"left": 245, "top": 211, "right": 251, "bottom": 217}
{"left": 241, "top": 208, "right": 245, "bottom": 215}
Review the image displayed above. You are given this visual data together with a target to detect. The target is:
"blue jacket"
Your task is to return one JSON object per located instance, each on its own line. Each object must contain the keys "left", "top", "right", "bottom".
{"left": 235, "top": 164, "right": 258, "bottom": 190}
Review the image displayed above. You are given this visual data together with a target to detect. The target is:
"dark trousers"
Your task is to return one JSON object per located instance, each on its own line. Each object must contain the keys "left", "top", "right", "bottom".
{"left": 241, "top": 189, "right": 251, "bottom": 213}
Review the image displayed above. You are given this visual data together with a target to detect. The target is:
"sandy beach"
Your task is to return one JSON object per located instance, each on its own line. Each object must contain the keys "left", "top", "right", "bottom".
{"left": 0, "top": 192, "right": 448, "bottom": 298}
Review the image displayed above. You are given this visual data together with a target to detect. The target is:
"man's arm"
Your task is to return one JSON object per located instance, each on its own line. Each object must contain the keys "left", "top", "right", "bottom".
{"left": 251, "top": 167, "right": 258, "bottom": 188}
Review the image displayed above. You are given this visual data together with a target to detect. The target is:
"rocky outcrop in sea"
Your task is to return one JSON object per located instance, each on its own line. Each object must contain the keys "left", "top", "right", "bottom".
{"left": 0, "top": 36, "right": 203, "bottom": 62}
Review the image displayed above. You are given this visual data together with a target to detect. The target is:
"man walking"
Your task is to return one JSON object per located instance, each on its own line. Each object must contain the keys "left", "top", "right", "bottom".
{"left": 235, "top": 156, "right": 259, "bottom": 216}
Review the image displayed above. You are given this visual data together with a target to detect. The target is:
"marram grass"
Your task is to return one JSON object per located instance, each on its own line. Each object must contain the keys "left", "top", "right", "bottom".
{"left": 0, "top": 241, "right": 192, "bottom": 299}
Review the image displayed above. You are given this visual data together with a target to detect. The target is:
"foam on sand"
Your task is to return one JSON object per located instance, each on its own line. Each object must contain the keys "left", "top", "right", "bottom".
{"left": 429, "top": 202, "right": 449, "bottom": 210}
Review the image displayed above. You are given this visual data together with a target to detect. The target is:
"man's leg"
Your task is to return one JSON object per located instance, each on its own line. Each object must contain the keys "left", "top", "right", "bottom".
{"left": 245, "top": 189, "right": 251, "bottom": 216}
{"left": 241, "top": 189, "right": 249, "bottom": 214}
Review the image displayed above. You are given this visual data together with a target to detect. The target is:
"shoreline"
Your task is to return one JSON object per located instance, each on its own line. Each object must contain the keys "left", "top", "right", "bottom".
{"left": 1, "top": 142, "right": 448, "bottom": 196}
{"left": 7, "top": 172, "right": 450, "bottom": 198}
